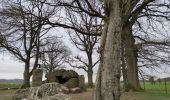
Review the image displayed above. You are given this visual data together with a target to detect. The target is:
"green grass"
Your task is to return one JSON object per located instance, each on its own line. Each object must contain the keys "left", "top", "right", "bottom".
{"left": 121, "top": 91, "right": 170, "bottom": 100}
{"left": 141, "top": 82, "right": 170, "bottom": 91}
{"left": 0, "top": 83, "right": 21, "bottom": 100}
{"left": 0, "top": 89, "right": 16, "bottom": 100}
{"left": 120, "top": 82, "right": 170, "bottom": 100}
{"left": 0, "top": 83, "right": 21, "bottom": 88}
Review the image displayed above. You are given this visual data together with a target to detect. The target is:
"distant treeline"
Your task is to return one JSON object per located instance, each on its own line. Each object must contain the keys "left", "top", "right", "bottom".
{"left": 140, "top": 77, "right": 170, "bottom": 82}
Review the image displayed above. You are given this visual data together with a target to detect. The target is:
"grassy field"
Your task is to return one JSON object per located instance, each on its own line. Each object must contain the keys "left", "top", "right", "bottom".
{"left": 0, "top": 83, "right": 21, "bottom": 89}
{"left": 142, "top": 82, "right": 170, "bottom": 91}
{"left": 121, "top": 82, "right": 170, "bottom": 100}
{"left": 0, "top": 82, "right": 170, "bottom": 100}
{"left": 121, "top": 91, "right": 170, "bottom": 100}
{"left": 0, "top": 89, "right": 16, "bottom": 100}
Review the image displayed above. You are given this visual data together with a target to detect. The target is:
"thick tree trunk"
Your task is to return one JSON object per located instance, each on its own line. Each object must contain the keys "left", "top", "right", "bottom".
{"left": 88, "top": 68, "right": 93, "bottom": 88}
{"left": 93, "top": 65, "right": 101, "bottom": 100}
{"left": 124, "top": 26, "right": 141, "bottom": 91}
{"left": 94, "top": 1, "right": 122, "bottom": 100}
{"left": 93, "top": 23, "right": 108, "bottom": 100}
{"left": 21, "top": 63, "right": 31, "bottom": 88}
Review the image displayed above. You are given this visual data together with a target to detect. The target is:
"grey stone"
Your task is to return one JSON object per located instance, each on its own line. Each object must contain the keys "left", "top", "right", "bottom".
{"left": 32, "top": 69, "right": 43, "bottom": 87}
{"left": 41, "top": 93, "right": 71, "bottom": 100}
{"left": 46, "top": 69, "right": 79, "bottom": 89}
{"left": 64, "top": 78, "right": 79, "bottom": 88}
{"left": 37, "top": 83, "right": 69, "bottom": 97}
{"left": 13, "top": 83, "right": 70, "bottom": 100}
{"left": 69, "top": 87, "right": 82, "bottom": 93}
{"left": 62, "top": 70, "right": 79, "bottom": 79}
{"left": 12, "top": 88, "right": 29, "bottom": 100}
{"left": 78, "top": 75, "right": 86, "bottom": 91}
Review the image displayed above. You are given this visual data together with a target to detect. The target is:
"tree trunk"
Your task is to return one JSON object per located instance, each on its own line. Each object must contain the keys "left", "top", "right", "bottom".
{"left": 87, "top": 52, "right": 93, "bottom": 88}
{"left": 121, "top": 40, "right": 128, "bottom": 91}
{"left": 88, "top": 67, "right": 93, "bottom": 88}
{"left": 94, "top": 1, "right": 122, "bottom": 100}
{"left": 21, "top": 63, "right": 31, "bottom": 88}
{"left": 93, "top": 65, "right": 101, "bottom": 100}
{"left": 93, "top": 23, "right": 107, "bottom": 100}
{"left": 124, "top": 26, "right": 141, "bottom": 91}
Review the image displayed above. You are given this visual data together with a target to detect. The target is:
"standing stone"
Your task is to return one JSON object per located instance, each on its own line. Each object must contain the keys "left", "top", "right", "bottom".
{"left": 47, "top": 73, "right": 58, "bottom": 83}
{"left": 32, "top": 69, "right": 43, "bottom": 87}
{"left": 79, "top": 75, "right": 86, "bottom": 91}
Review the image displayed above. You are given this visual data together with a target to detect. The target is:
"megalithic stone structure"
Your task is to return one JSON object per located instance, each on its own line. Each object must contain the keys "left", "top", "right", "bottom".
{"left": 32, "top": 69, "right": 43, "bottom": 87}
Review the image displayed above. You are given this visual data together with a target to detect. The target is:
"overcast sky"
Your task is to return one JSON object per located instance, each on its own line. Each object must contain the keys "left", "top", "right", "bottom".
{"left": 0, "top": 27, "right": 170, "bottom": 82}
{"left": 0, "top": 28, "right": 99, "bottom": 82}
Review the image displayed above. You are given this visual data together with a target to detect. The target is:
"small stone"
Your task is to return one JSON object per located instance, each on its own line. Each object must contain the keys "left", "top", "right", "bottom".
{"left": 69, "top": 87, "right": 82, "bottom": 93}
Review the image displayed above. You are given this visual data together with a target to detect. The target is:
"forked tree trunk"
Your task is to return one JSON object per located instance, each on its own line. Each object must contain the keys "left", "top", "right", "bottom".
{"left": 124, "top": 26, "right": 141, "bottom": 91}
{"left": 94, "top": 1, "right": 122, "bottom": 100}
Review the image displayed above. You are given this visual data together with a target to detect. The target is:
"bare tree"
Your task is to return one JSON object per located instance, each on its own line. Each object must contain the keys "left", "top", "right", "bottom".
{"left": 0, "top": 0, "right": 56, "bottom": 88}
{"left": 42, "top": 0, "right": 127, "bottom": 99}
{"left": 40, "top": 36, "right": 71, "bottom": 73}
{"left": 11, "top": 0, "right": 170, "bottom": 99}
{"left": 117, "top": 0, "right": 170, "bottom": 92}
{"left": 65, "top": 4, "right": 101, "bottom": 87}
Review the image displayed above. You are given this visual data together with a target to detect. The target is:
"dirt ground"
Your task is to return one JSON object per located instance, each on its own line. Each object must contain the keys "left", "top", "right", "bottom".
{"left": 0, "top": 89, "right": 16, "bottom": 100}
{"left": 69, "top": 89, "right": 137, "bottom": 100}
{"left": 0, "top": 89, "right": 93, "bottom": 100}
{"left": 1, "top": 89, "right": 170, "bottom": 100}
{"left": 0, "top": 89, "right": 150, "bottom": 100}
{"left": 69, "top": 89, "right": 93, "bottom": 100}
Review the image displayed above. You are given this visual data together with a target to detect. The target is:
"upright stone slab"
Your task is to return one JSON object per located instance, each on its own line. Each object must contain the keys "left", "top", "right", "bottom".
{"left": 32, "top": 69, "right": 43, "bottom": 87}
{"left": 47, "top": 73, "right": 58, "bottom": 83}
{"left": 79, "top": 75, "right": 86, "bottom": 91}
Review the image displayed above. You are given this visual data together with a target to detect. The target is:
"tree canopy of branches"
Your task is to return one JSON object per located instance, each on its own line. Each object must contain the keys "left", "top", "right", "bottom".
{"left": 0, "top": 0, "right": 57, "bottom": 88}
{"left": 40, "top": 36, "right": 71, "bottom": 73}
{"left": 64, "top": 0, "right": 101, "bottom": 88}
{"left": 1, "top": 0, "right": 170, "bottom": 100}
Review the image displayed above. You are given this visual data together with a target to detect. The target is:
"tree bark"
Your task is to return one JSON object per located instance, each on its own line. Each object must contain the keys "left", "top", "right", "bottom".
{"left": 124, "top": 26, "right": 141, "bottom": 91}
{"left": 93, "top": 20, "right": 108, "bottom": 100}
{"left": 121, "top": 40, "right": 128, "bottom": 91}
{"left": 93, "top": 65, "right": 101, "bottom": 100}
{"left": 87, "top": 52, "right": 93, "bottom": 88}
{"left": 88, "top": 67, "right": 93, "bottom": 88}
{"left": 21, "top": 62, "right": 31, "bottom": 88}
{"left": 94, "top": 1, "right": 122, "bottom": 100}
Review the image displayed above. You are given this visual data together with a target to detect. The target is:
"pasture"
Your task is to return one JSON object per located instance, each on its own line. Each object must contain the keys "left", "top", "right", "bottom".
{"left": 0, "top": 83, "right": 21, "bottom": 89}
